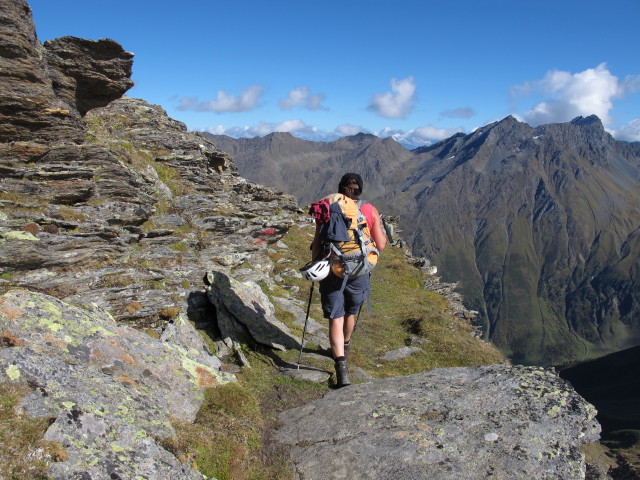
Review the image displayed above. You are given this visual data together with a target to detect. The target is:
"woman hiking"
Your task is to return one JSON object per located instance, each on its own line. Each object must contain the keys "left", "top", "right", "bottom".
{"left": 308, "top": 173, "right": 387, "bottom": 387}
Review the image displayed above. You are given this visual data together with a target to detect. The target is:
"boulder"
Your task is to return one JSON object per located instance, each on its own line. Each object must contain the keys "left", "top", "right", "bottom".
{"left": 205, "top": 270, "right": 300, "bottom": 351}
{"left": 0, "top": 289, "right": 233, "bottom": 479}
{"left": 275, "top": 364, "right": 601, "bottom": 480}
{"left": 43, "top": 36, "right": 134, "bottom": 116}
{"left": 0, "top": 0, "right": 133, "bottom": 142}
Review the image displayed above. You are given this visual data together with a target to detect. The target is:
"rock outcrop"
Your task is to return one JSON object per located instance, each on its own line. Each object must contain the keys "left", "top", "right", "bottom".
{"left": 0, "top": 0, "right": 301, "bottom": 335}
{"left": 275, "top": 364, "right": 602, "bottom": 480}
{"left": 0, "top": 0, "right": 131, "bottom": 143}
{"left": 43, "top": 35, "right": 134, "bottom": 116}
{"left": 0, "top": 289, "right": 232, "bottom": 479}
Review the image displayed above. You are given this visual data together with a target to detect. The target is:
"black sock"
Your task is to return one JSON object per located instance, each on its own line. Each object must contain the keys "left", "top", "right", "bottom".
{"left": 335, "top": 356, "right": 346, "bottom": 363}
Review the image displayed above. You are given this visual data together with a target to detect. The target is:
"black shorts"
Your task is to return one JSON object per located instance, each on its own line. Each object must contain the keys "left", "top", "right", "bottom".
{"left": 319, "top": 273, "right": 370, "bottom": 319}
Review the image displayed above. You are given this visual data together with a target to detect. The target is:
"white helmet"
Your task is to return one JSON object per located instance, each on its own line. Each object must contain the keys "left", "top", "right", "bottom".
{"left": 300, "top": 259, "right": 331, "bottom": 282}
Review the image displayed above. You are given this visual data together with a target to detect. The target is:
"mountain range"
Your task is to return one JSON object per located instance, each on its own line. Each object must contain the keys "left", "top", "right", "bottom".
{"left": 205, "top": 116, "right": 640, "bottom": 366}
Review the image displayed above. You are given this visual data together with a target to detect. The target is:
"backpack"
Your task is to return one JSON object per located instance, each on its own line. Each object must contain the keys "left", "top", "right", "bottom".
{"left": 310, "top": 193, "right": 379, "bottom": 279}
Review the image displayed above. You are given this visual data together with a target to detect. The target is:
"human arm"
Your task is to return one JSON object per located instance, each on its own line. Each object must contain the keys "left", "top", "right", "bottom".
{"left": 311, "top": 221, "right": 322, "bottom": 260}
{"left": 369, "top": 206, "right": 387, "bottom": 251}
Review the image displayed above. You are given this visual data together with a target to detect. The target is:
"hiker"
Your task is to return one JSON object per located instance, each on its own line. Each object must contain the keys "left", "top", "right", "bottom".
{"left": 309, "top": 173, "right": 387, "bottom": 387}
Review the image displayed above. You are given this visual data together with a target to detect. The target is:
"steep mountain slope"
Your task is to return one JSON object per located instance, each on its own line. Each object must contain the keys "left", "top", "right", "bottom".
{"left": 401, "top": 116, "right": 640, "bottom": 365}
{"left": 211, "top": 117, "right": 640, "bottom": 366}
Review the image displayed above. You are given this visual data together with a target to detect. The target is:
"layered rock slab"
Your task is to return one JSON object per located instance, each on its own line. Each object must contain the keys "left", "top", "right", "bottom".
{"left": 275, "top": 364, "right": 600, "bottom": 480}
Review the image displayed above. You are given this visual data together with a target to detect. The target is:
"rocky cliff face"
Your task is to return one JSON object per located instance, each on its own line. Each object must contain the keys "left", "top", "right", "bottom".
{"left": 0, "top": 1, "right": 301, "bottom": 477}
{"left": 209, "top": 117, "right": 640, "bottom": 367}
{"left": 0, "top": 0, "right": 300, "bottom": 332}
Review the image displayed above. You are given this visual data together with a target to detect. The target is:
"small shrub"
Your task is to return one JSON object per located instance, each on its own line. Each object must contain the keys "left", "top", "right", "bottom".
{"left": 160, "top": 306, "right": 180, "bottom": 319}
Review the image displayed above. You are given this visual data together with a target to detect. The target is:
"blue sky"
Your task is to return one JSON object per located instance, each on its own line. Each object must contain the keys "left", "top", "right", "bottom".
{"left": 28, "top": 0, "right": 640, "bottom": 148}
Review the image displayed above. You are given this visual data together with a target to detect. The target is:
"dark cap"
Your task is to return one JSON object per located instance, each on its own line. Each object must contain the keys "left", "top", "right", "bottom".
{"left": 338, "top": 173, "right": 363, "bottom": 196}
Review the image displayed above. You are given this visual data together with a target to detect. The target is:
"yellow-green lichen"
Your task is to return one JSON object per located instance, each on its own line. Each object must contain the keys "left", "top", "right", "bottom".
{"left": 5, "top": 364, "right": 21, "bottom": 381}
{"left": 2, "top": 231, "right": 39, "bottom": 242}
{"left": 62, "top": 401, "right": 76, "bottom": 409}
{"left": 47, "top": 322, "right": 63, "bottom": 333}
{"left": 162, "top": 342, "right": 232, "bottom": 387}
{"left": 547, "top": 405, "right": 562, "bottom": 418}
{"left": 85, "top": 405, "right": 108, "bottom": 416}
{"left": 151, "top": 419, "right": 172, "bottom": 429}
{"left": 110, "top": 442, "right": 125, "bottom": 453}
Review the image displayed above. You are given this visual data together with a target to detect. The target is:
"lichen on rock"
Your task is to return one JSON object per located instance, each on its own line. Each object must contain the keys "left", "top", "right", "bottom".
{"left": 275, "top": 364, "right": 601, "bottom": 480}
{"left": 0, "top": 289, "right": 231, "bottom": 479}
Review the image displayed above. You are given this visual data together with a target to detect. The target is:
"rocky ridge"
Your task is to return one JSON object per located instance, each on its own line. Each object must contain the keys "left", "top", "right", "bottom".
{"left": 0, "top": 0, "right": 301, "bottom": 331}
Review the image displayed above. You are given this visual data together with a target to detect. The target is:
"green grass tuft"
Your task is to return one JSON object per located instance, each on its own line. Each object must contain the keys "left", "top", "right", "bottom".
{"left": 0, "top": 383, "right": 64, "bottom": 479}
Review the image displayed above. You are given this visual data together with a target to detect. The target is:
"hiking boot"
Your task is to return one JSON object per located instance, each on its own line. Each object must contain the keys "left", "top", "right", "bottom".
{"left": 335, "top": 360, "right": 350, "bottom": 388}
{"left": 344, "top": 340, "right": 351, "bottom": 359}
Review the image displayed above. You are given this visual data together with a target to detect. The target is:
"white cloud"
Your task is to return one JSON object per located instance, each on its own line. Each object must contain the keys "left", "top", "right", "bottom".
{"left": 204, "top": 119, "right": 321, "bottom": 139}
{"left": 368, "top": 76, "right": 417, "bottom": 119}
{"left": 510, "top": 64, "right": 640, "bottom": 126}
{"left": 411, "top": 125, "right": 464, "bottom": 141}
{"left": 279, "top": 86, "right": 327, "bottom": 111}
{"left": 335, "top": 124, "right": 367, "bottom": 136}
{"left": 611, "top": 118, "right": 640, "bottom": 142}
{"left": 440, "top": 107, "right": 475, "bottom": 119}
{"left": 177, "top": 85, "right": 264, "bottom": 113}
{"left": 275, "top": 118, "right": 313, "bottom": 132}
{"left": 374, "top": 125, "right": 464, "bottom": 149}
{"left": 201, "top": 120, "right": 463, "bottom": 149}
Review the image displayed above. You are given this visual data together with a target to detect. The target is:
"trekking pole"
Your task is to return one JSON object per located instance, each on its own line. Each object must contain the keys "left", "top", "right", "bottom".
{"left": 353, "top": 272, "right": 371, "bottom": 332}
{"left": 297, "top": 282, "right": 315, "bottom": 369}
{"left": 353, "top": 303, "right": 363, "bottom": 332}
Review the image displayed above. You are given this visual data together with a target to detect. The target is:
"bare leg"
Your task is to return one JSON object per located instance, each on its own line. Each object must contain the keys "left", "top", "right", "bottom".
{"left": 329, "top": 316, "right": 345, "bottom": 358}
{"left": 343, "top": 313, "right": 356, "bottom": 343}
